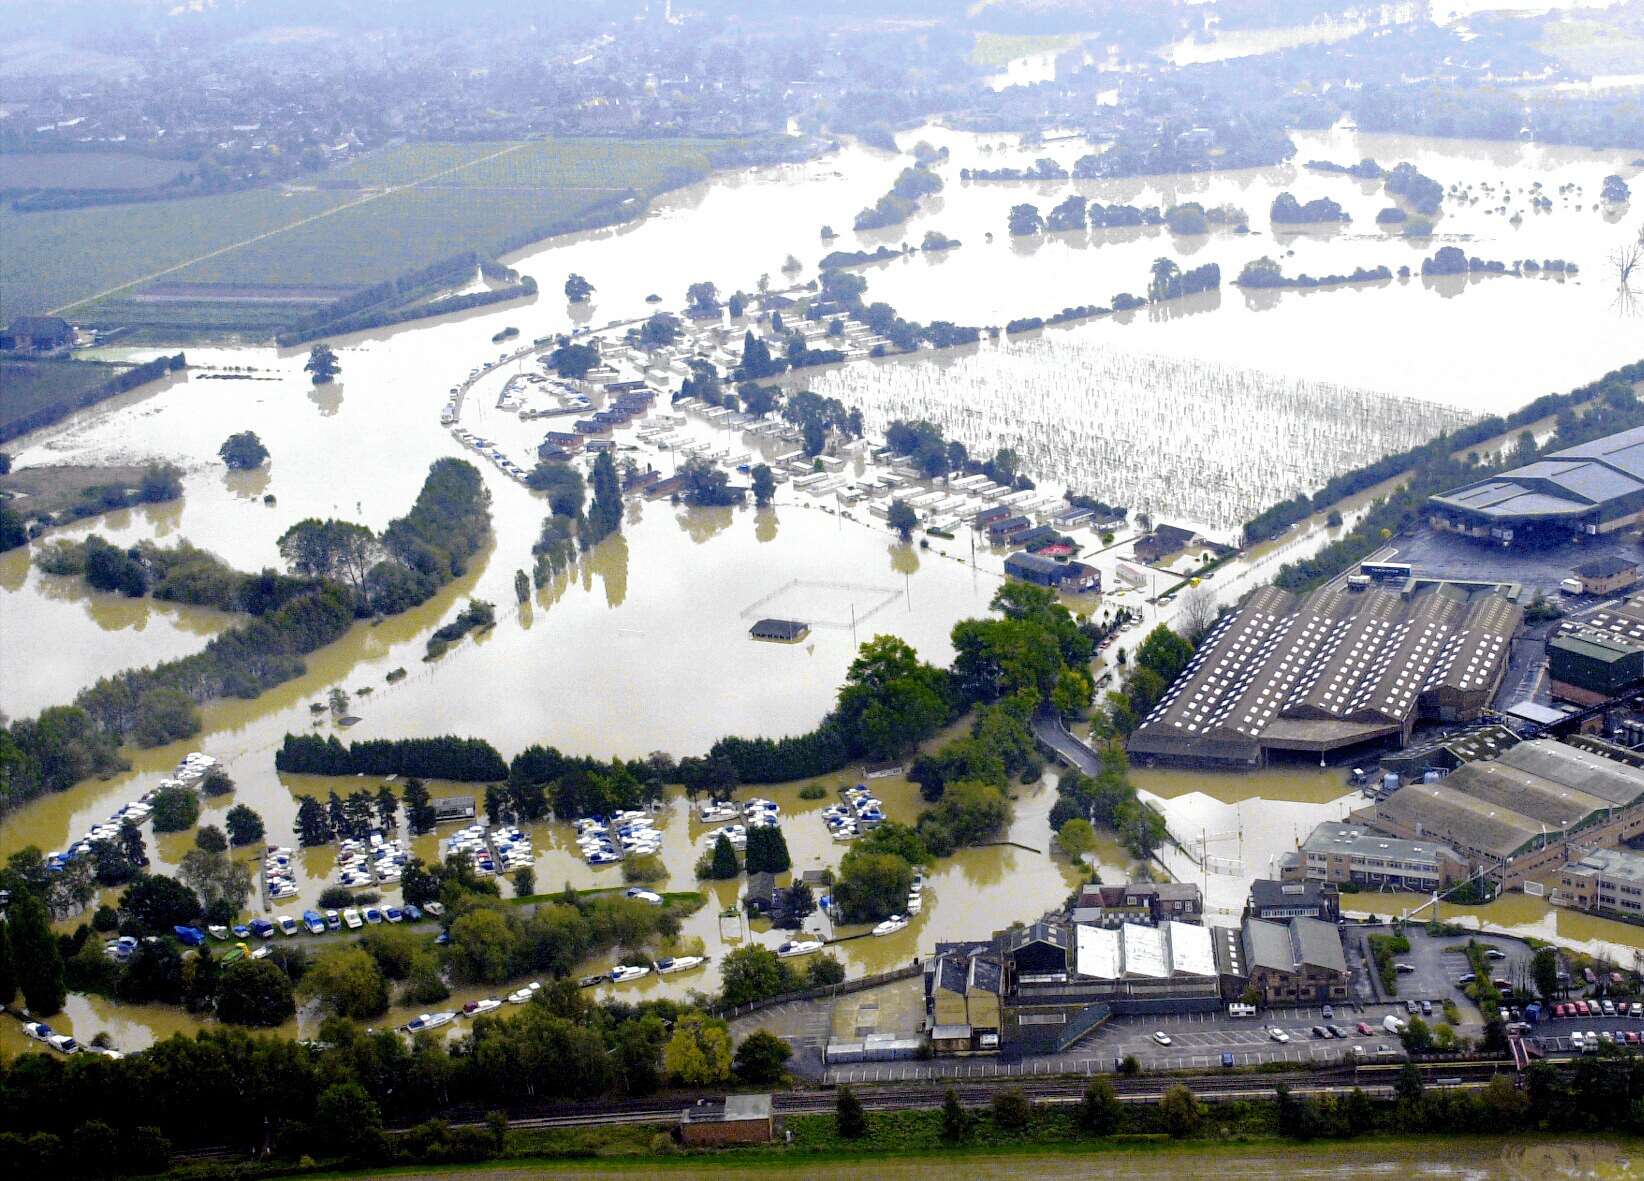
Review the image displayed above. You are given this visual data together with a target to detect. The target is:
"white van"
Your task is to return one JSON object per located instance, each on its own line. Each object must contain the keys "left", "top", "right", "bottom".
{"left": 1228, "top": 1002, "right": 1257, "bottom": 1018}
{"left": 1383, "top": 1014, "right": 1407, "bottom": 1034}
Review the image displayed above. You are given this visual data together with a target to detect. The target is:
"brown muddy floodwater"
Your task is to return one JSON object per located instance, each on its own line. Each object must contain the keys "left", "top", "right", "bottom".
{"left": 4, "top": 123, "right": 1643, "bottom": 1057}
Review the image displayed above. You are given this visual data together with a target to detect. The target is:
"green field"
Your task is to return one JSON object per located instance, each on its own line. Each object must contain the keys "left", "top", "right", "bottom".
{"left": 1, "top": 139, "right": 722, "bottom": 337}
{"left": 0, "top": 359, "right": 129, "bottom": 435}
{"left": 1539, "top": 13, "right": 1644, "bottom": 76}
{"left": 969, "top": 32, "right": 1080, "bottom": 68}
{"left": 0, "top": 151, "right": 192, "bottom": 191}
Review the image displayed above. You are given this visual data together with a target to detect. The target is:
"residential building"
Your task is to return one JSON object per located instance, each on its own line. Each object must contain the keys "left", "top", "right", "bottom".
{"left": 1557, "top": 846, "right": 1644, "bottom": 917}
{"left": 1004, "top": 551, "right": 1100, "bottom": 592}
{"left": 1245, "top": 878, "right": 1340, "bottom": 923}
{"left": 1133, "top": 524, "right": 1195, "bottom": 564}
{"left": 2, "top": 315, "right": 72, "bottom": 353}
{"left": 1070, "top": 881, "right": 1203, "bottom": 926}
{"left": 1241, "top": 916, "right": 1349, "bottom": 1004}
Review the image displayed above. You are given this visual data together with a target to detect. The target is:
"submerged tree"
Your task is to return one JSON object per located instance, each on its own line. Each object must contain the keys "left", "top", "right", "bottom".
{"left": 305, "top": 344, "right": 341, "bottom": 385}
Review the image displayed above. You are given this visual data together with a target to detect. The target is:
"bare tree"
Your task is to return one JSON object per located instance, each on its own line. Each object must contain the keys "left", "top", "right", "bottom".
{"left": 1177, "top": 585, "right": 1219, "bottom": 647}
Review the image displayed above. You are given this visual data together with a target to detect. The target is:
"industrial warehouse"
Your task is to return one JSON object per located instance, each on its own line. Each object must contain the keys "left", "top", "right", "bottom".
{"left": 1355, "top": 737, "right": 1644, "bottom": 888}
{"left": 1427, "top": 423, "right": 1644, "bottom": 545}
{"left": 1126, "top": 581, "right": 1521, "bottom": 767}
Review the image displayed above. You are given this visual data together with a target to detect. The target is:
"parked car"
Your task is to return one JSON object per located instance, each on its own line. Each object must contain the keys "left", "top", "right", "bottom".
{"left": 1151, "top": 1031, "right": 1172, "bottom": 1046}
{"left": 1356, "top": 1021, "right": 1373, "bottom": 1036}
{"left": 1311, "top": 1025, "right": 1328, "bottom": 1039}
{"left": 1485, "top": 949, "right": 1507, "bottom": 960}
{"left": 1406, "top": 1000, "right": 1419, "bottom": 1014}
{"left": 1420, "top": 1000, "right": 1432, "bottom": 1015}
{"left": 1322, "top": 1005, "right": 1334, "bottom": 1020}
{"left": 1269, "top": 1027, "right": 1290, "bottom": 1043}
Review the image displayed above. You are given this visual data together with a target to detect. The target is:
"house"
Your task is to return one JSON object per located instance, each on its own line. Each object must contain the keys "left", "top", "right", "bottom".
{"left": 750, "top": 618, "right": 809, "bottom": 642}
{"left": 1071, "top": 881, "right": 1202, "bottom": 926}
{"left": 1241, "top": 916, "right": 1348, "bottom": 1005}
{"left": 973, "top": 504, "right": 1011, "bottom": 528}
{"left": 1574, "top": 555, "right": 1640, "bottom": 596}
{"left": 985, "top": 514, "right": 1031, "bottom": 541}
{"left": 1557, "top": 846, "right": 1644, "bottom": 917}
{"left": 1004, "top": 552, "right": 1100, "bottom": 592}
{"left": 744, "top": 871, "right": 800, "bottom": 926}
{"left": 1283, "top": 822, "right": 1469, "bottom": 892}
{"left": 744, "top": 871, "right": 780, "bottom": 916}
{"left": 2, "top": 315, "right": 72, "bottom": 354}
{"left": 1133, "top": 524, "right": 1196, "bottom": 565}
{"left": 1244, "top": 879, "right": 1340, "bottom": 924}
{"left": 678, "top": 1094, "right": 772, "bottom": 1146}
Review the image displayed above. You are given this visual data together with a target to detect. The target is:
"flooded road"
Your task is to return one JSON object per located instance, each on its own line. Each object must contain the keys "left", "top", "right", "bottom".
{"left": 4, "top": 122, "right": 1644, "bottom": 1056}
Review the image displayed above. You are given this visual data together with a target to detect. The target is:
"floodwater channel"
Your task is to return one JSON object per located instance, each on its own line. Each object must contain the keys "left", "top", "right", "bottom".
{"left": 3, "top": 121, "right": 1643, "bottom": 1057}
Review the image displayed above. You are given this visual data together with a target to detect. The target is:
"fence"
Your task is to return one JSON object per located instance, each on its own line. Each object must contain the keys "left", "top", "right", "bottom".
{"left": 715, "top": 963, "right": 922, "bottom": 1021}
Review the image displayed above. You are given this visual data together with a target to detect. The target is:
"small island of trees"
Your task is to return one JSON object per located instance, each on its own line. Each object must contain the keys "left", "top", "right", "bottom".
{"left": 218, "top": 431, "right": 269, "bottom": 470}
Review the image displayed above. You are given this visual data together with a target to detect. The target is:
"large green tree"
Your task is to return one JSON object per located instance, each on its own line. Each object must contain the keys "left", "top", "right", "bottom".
{"left": 8, "top": 889, "right": 65, "bottom": 1014}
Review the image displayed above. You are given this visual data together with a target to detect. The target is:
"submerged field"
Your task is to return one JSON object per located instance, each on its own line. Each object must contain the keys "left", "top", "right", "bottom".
{"left": 0, "top": 138, "right": 723, "bottom": 333}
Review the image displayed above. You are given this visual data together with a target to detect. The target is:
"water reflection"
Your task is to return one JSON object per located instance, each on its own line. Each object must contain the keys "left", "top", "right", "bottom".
{"left": 679, "top": 503, "right": 733, "bottom": 544}
{"left": 223, "top": 465, "right": 271, "bottom": 500}
{"left": 754, "top": 506, "right": 779, "bottom": 543}
{"left": 307, "top": 380, "right": 343, "bottom": 416}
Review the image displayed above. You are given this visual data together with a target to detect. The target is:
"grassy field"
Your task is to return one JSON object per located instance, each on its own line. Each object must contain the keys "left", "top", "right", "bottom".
{"left": 1538, "top": 13, "right": 1644, "bottom": 76}
{"left": 0, "top": 359, "right": 130, "bottom": 434}
{"left": 2, "top": 139, "right": 723, "bottom": 336}
{"left": 0, "top": 151, "right": 192, "bottom": 191}
{"left": 968, "top": 32, "right": 1080, "bottom": 68}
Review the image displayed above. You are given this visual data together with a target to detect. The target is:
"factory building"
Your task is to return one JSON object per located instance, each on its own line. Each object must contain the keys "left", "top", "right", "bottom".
{"left": 1127, "top": 582, "right": 1520, "bottom": 767}
{"left": 1428, "top": 424, "right": 1644, "bottom": 545}
{"left": 1355, "top": 738, "right": 1644, "bottom": 888}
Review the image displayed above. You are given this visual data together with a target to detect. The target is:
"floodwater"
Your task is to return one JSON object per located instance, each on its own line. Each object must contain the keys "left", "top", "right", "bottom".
{"left": 1342, "top": 887, "right": 1644, "bottom": 969}
{"left": 5, "top": 123, "right": 1644, "bottom": 1055}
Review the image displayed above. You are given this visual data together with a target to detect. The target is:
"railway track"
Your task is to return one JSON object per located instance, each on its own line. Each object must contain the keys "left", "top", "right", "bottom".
{"left": 171, "top": 1058, "right": 1518, "bottom": 1158}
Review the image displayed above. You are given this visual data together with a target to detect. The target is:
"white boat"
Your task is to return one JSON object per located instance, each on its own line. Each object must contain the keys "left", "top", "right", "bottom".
{"left": 403, "top": 1011, "right": 456, "bottom": 1033}
{"left": 777, "top": 939, "right": 824, "bottom": 958}
{"left": 21, "top": 1022, "right": 51, "bottom": 1043}
{"left": 251, "top": 946, "right": 272, "bottom": 960}
{"left": 872, "top": 915, "right": 909, "bottom": 937}
{"left": 906, "top": 893, "right": 923, "bottom": 914}
{"left": 206, "top": 925, "right": 229, "bottom": 941}
{"left": 462, "top": 998, "right": 503, "bottom": 1017}
{"left": 343, "top": 908, "right": 362, "bottom": 929}
{"left": 506, "top": 982, "right": 542, "bottom": 1004}
{"left": 609, "top": 964, "right": 652, "bottom": 983}
{"left": 696, "top": 800, "right": 739, "bottom": 823}
{"left": 654, "top": 956, "right": 704, "bottom": 975}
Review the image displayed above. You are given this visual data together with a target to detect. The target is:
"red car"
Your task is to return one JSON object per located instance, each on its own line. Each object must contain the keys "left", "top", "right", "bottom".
{"left": 1627, "top": 1031, "right": 1639, "bottom": 1046}
{"left": 1555, "top": 1003, "right": 1570, "bottom": 1019}
{"left": 1356, "top": 1021, "right": 1373, "bottom": 1036}
{"left": 1577, "top": 1000, "right": 1592, "bottom": 1016}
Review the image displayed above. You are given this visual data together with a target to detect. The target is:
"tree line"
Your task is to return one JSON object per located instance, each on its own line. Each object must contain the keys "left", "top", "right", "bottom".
{"left": 1266, "top": 363, "right": 1644, "bottom": 590}
{"left": 0, "top": 458, "right": 491, "bottom": 810}
{"left": 1242, "top": 358, "right": 1644, "bottom": 548}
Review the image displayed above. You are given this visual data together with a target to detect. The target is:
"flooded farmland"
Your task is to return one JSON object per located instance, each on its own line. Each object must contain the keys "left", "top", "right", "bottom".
{"left": 3, "top": 117, "right": 1644, "bottom": 1056}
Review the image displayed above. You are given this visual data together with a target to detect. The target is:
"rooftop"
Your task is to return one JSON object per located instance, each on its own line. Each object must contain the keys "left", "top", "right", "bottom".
{"left": 1300, "top": 820, "right": 1463, "bottom": 867}
{"left": 1575, "top": 555, "right": 1638, "bottom": 580}
{"left": 1567, "top": 846, "right": 1644, "bottom": 885}
{"left": 1431, "top": 424, "right": 1644, "bottom": 524}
